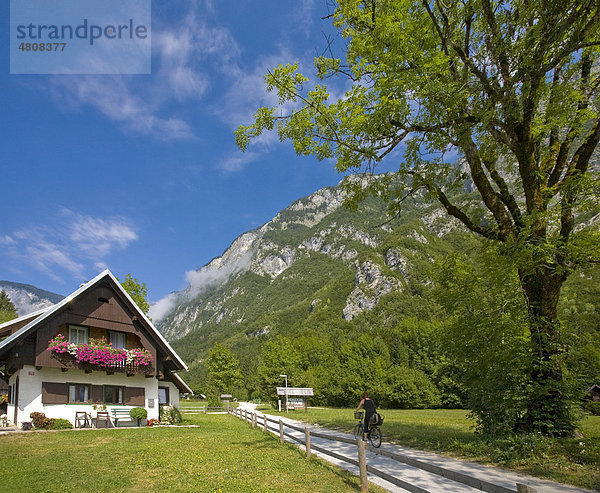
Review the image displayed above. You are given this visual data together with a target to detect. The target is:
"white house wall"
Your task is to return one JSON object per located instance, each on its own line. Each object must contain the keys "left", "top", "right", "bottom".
{"left": 164, "top": 381, "right": 180, "bottom": 408}
{"left": 8, "top": 365, "right": 160, "bottom": 426}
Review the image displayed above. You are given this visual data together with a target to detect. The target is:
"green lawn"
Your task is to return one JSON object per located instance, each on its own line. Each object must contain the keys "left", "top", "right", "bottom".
{"left": 0, "top": 413, "right": 384, "bottom": 493}
{"left": 260, "top": 407, "right": 600, "bottom": 491}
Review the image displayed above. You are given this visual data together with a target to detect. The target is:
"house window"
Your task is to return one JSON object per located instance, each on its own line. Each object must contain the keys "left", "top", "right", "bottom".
{"left": 158, "top": 387, "right": 170, "bottom": 405}
{"left": 68, "top": 325, "right": 88, "bottom": 345}
{"left": 104, "top": 385, "right": 124, "bottom": 405}
{"left": 69, "top": 384, "right": 90, "bottom": 403}
{"left": 108, "top": 330, "right": 126, "bottom": 349}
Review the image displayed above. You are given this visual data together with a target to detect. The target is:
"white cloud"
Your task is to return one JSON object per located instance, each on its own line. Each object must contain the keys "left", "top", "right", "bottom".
{"left": 218, "top": 151, "right": 260, "bottom": 172}
{"left": 0, "top": 210, "right": 138, "bottom": 283}
{"left": 50, "top": 75, "right": 194, "bottom": 141}
{"left": 148, "top": 291, "right": 179, "bottom": 323}
{"left": 294, "top": 0, "right": 316, "bottom": 38}
{"left": 66, "top": 211, "right": 138, "bottom": 257}
{"left": 149, "top": 250, "right": 252, "bottom": 322}
{"left": 47, "top": 7, "right": 241, "bottom": 142}
{"left": 0, "top": 235, "right": 16, "bottom": 246}
{"left": 8, "top": 229, "right": 85, "bottom": 281}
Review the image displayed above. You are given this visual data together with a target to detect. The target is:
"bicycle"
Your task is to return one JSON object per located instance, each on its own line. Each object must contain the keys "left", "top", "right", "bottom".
{"left": 353, "top": 411, "right": 382, "bottom": 448}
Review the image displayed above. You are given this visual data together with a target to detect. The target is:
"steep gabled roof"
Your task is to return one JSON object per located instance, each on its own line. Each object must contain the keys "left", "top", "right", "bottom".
{"left": 0, "top": 307, "right": 49, "bottom": 339}
{"left": 0, "top": 270, "right": 188, "bottom": 371}
{"left": 0, "top": 307, "right": 49, "bottom": 330}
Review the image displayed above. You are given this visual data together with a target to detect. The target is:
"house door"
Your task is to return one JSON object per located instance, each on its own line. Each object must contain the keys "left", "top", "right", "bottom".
{"left": 13, "top": 377, "right": 19, "bottom": 425}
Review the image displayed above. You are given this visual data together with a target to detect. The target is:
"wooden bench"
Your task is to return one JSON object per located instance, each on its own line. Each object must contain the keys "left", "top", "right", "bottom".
{"left": 111, "top": 408, "right": 132, "bottom": 427}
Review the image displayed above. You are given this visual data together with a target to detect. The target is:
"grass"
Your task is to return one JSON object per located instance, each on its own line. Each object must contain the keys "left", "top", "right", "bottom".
{"left": 260, "top": 407, "right": 600, "bottom": 491}
{"left": 0, "top": 413, "right": 385, "bottom": 493}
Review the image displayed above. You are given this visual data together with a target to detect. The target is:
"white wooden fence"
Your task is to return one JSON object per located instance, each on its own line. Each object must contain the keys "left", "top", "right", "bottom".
{"left": 229, "top": 408, "right": 538, "bottom": 493}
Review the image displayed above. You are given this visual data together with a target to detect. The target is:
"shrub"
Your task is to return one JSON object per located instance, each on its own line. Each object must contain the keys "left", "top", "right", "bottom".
{"left": 159, "top": 405, "right": 182, "bottom": 424}
{"left": 30, "top": 412, "right": 54, "bottom": 430}
{"left": 50, "top": 418, "right": 73, "bottom": 430}
{"left": 129, "top": 407, "right": 147, "bottom": 426}
{"left": 583, "top": 401, "right": 600, "bottom": 416}
{"left": 21, "top": 421, "right": 32, "bottom": 431}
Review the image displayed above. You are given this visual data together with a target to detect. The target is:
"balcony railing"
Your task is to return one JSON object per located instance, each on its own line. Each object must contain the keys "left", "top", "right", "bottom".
{"left": 47, "top": 334, "right": 153, "bottom": 374}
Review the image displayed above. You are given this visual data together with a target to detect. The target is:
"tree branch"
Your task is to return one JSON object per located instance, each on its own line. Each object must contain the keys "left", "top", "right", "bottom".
{"left": 460, "top": 135, "right": 515, "bottom": 240}
{"left": 431, "top": 184, "right": 500, "bottom": 240}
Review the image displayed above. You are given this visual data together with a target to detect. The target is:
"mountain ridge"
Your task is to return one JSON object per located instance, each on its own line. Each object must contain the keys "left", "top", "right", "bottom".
{"left": 0, "top": 280, "right": 64, "bottom": 317}
{"left": 155, "top": 173, "right": 472, "bottom": 357}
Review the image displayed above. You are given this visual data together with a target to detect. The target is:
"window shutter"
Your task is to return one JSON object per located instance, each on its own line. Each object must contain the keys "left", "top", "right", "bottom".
{"left": 125, "top": 386, "right": 145, "bottom": 406}
{"left": 91, "top": 385, "right": 103, "bottom": 404}
{"left": 42, "top": 382, "right": 67, "bottom": 404}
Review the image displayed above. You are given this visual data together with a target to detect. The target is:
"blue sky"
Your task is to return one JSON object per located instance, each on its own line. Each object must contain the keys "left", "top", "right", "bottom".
{"left": 0, "top": 0, "right": 354, "bottom": 303}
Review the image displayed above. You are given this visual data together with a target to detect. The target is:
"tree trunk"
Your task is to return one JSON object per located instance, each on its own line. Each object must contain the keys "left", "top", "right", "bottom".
{"left": 517, "top": 268, "right": 573, "bottom": 436}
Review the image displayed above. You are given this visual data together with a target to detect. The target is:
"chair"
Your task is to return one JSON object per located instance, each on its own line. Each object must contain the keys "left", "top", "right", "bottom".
{"left": 75, "top": 411, "right": 91, "bottom": 428}
{"left": 95, "top": 411, "right": 110, "bottom": 428}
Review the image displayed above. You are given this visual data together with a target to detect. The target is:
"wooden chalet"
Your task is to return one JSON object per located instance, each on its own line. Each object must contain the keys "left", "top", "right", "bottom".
{"left": 0, "top": 270, "right": 191, "bottom": 427}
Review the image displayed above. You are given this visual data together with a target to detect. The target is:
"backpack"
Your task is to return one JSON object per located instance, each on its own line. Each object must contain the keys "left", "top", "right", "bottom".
{"left": 369, "top": 413, "right": 384, "bottom": 426}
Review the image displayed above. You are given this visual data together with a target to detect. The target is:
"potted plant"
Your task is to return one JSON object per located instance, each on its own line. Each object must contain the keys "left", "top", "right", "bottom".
{"left": 129, "top": 407, "right": 147, "bottom": 427}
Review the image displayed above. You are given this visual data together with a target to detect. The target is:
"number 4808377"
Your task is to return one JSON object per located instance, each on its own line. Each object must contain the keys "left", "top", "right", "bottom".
{"left": 18, "top": 42, "right": 66, "bottom": 52}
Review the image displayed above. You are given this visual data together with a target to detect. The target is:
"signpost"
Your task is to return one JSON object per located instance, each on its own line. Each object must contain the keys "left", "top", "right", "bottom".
{"left": 275, "top": 387, "right": 314, "bottom": 412}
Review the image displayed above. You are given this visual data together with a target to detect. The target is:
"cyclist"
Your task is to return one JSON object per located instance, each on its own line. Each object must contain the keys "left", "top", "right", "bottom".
{"left": 354, "top": 391, "right": 377, "bottom": 441}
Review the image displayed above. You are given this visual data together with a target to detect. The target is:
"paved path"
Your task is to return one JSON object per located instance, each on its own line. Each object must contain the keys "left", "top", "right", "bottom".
{"left": 235, "top": 402, "right": 593, "bottom": 493}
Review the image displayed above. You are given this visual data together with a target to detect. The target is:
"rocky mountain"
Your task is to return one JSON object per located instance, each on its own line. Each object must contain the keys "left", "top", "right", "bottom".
{"left": 0, "top": 281, "right": 64, "bottom": 316}
{"left": 153, "top": 173, "right": 475, "bottom": 364}
{"left": 150, "top": 166, "right": 599, "bottom": 400}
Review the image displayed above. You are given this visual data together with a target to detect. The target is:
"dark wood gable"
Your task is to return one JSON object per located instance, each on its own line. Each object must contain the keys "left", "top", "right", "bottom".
{"left": 32, "top": 281, "right": 158, "bottom": 375}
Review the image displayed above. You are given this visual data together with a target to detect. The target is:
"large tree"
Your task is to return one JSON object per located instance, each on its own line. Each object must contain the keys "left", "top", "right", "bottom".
{"left": 237, "top": 0, "right": 600, "bottom": 434}
{"left": 205, "top": 343, "right": 243, "bottom": 398}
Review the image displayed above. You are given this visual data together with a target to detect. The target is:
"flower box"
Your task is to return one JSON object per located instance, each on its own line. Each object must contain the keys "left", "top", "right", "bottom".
{"left": 47, "top": 334, "right": 153, "bottom": 370}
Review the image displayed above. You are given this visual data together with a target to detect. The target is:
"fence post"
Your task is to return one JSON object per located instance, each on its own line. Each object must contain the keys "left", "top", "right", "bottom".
{"left": 263, "top": 415, "right": 268, "bottom": 433}
{"left": 516, "top": 485, "right": 537, "bottom": 493}
{"left": 357, "top": 438, "right": 368, "bottom": 492}
{"left": 252, "top": 412, "right": 257, "bottom": 429}
{"left": 279, "top": 419, "right": 284, "bottom": 444}
{"left": 203, "top": 406, "right": 206, "bottom": 414}
{"left": 305, "top": 427, "right": 311, "bottom": 458}
{"left": 243, "top": 409, "right": 247, "bottom": 422}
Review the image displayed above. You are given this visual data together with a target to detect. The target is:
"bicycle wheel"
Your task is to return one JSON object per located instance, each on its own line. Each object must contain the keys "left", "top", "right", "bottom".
{"left": 353, "top": 423, "right": 363, "bottom": 440}
{"left": 369, "top": 426, "right": 382, "bottom": 448}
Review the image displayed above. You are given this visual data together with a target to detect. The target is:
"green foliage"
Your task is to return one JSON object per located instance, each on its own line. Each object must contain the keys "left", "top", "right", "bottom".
{"left": 236, "top": 0, "right": 600, "bottom": 435}
{"left": 164, "top": 167, "right": 598, "bottom": 436}
{"left": 584, "top": 402, "right": 600, "bottom": 416}
{"left": 205, "top": 343, "right": 243, "bottom": 397}
{"left": 0, "top": 289, "right": 18, "bottom": 324}
{"left": 380, "top": 367, "right": 441, "bottom": 409}
{"left": 435, "top": 249, "right": 532, "bottom": 435}
{"left": 129, "top": 407, "right": 148, "bottom": 421}
{"left": 119, "top": 274, "right": 150, "bottom": 315}
{"left": 50, "top": 418, "right": 73, "bottom": 430}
